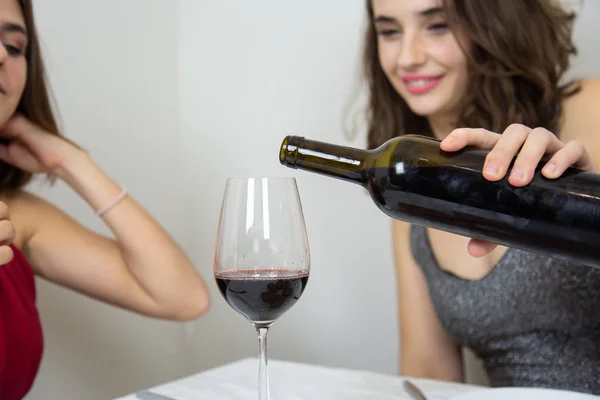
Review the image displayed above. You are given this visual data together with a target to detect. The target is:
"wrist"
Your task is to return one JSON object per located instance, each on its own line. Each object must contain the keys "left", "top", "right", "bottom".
{"left": 52, "top": 147, "right": 92, "bottom": 184}
{"left": 52, "top": 148, "right": 124, "bottom": 212}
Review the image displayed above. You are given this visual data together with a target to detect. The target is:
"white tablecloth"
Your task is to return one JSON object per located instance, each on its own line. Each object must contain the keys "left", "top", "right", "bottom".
{"left": 114, "top": 358, "right": 484, "bottom": 399}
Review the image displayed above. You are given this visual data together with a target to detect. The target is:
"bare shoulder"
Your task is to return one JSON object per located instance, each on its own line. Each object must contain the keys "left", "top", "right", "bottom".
{"left": 1, "top": 189, "right": 67, "bottom": 250}
{"left": 559, "top": 78, "right": 600, "bottom": 165}
{"left": 560, "top": 78, "right": 600, "bottom": 140}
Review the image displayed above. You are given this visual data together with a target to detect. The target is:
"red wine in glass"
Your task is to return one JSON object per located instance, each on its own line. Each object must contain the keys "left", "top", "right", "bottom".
{"left": 215, "top": 268, "right": 309, "bottom": 326}
{"left": 213, "top": 177, "right": 310, "bottom": 400}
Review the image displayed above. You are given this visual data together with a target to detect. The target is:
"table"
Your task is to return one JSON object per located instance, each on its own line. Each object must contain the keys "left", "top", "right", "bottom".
{"left": 115, "top": 358, "right": 484, "bottom": 400}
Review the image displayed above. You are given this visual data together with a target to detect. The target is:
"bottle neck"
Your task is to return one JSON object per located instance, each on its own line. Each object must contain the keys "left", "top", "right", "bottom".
{"left": 279, "top": 136, "right": 369, "bottom": 186}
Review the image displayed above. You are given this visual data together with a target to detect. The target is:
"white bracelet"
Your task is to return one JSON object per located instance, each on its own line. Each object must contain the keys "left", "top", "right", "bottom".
{"left": 95, "top": 188, "right": 128, "bottom": 217}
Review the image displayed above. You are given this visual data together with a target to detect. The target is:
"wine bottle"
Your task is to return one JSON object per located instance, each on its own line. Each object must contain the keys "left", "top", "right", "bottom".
{"left": 279, "top": 134, "right": 600, "bottom": 269}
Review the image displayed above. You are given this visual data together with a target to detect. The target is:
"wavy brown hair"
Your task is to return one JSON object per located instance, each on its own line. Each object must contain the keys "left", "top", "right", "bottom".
{"left": 363, "top": 0, "right": 580, "bottom": 150}
{"left": 0, "top": 0, "right": 62, "bottom": 190}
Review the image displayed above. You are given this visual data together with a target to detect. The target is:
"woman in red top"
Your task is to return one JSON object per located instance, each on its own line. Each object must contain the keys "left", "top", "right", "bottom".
{"left": 0, "top": 1, "right": 211, "bottom": 398}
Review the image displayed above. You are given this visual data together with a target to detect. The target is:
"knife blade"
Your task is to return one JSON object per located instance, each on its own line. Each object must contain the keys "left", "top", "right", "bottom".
{"left": 403, "top": 380, "right": 429, "bottom": 400}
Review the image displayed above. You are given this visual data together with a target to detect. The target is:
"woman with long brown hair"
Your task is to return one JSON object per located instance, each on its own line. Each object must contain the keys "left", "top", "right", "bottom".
{"left": 0, "top": 1, "right": 210, "bottom": 398}
{"left": 363, "top": 0, "right": 600, "bottom": 393}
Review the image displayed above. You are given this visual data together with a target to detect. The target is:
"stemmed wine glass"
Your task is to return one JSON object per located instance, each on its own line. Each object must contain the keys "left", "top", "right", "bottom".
{"left": 213, "top": 177, "right": 310, "bottom": 400}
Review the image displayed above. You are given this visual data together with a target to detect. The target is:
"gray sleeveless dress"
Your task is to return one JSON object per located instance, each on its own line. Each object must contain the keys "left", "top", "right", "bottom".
{"left": 410, "top": 224, "right": 600, "bottom": 394}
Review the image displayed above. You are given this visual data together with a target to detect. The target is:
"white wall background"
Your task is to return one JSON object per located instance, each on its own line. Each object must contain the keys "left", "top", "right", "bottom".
{"left": 21, "top": 1, "right": 600, "bottom": 399}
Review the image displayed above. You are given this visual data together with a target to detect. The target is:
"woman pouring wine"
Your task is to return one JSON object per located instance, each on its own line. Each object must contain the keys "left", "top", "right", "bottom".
{"left": 280, "top": 0, "right": 600, "bottom": 394}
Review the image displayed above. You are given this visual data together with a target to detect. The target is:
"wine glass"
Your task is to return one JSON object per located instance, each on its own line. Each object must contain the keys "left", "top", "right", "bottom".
{"left": 213, "top": 177, "right": 310, "bottom": 400}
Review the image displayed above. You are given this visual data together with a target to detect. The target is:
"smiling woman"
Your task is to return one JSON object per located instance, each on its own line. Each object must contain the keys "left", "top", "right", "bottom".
{"left": 358, "top": 0, "right": 600, "bottom": 394}
{"left": 371, "top": 3, "right": 468, "bottom": 125}
{"left": 0, "top": 1, "right": 210, "bottom": 399}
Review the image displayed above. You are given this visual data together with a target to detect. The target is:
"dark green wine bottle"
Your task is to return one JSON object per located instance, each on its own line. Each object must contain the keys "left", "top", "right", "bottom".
{"left": 279, "top": 134, "right": 600, "bottom": 269}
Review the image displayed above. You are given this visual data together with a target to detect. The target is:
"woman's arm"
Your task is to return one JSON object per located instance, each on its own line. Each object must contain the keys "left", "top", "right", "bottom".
{"left": 439, "top": 78, "right": 600, "bottom": 258}
{"left": 392, "top": 220, "right": 464, "bottom": 382}
{"left": 1, "top": 115, "right": 210, "bottom": 321}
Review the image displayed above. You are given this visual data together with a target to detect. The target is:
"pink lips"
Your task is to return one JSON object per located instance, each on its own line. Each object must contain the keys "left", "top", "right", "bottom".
{"left": 401, "top": 74, "right": 444, "bottom": 95}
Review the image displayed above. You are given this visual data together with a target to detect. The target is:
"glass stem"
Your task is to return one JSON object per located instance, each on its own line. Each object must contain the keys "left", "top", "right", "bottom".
{"left": 256, "top": 326, "right": 270, "bottom": 400}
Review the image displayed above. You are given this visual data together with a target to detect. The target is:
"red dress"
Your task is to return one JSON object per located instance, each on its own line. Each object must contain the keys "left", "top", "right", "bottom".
{"left": 0, "top": 244, "right": 44, "bottom": 399}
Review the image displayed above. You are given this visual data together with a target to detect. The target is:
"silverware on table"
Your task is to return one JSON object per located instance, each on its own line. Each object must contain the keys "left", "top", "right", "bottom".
{"left": 135, "top": 390, "right": 177, "bottom": 400}
{"left": 403, "top": 380, "right": 429, "bottom": 400}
